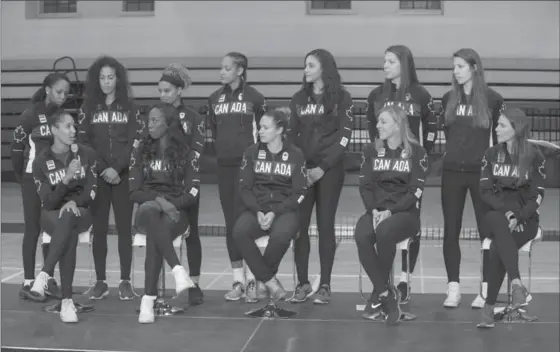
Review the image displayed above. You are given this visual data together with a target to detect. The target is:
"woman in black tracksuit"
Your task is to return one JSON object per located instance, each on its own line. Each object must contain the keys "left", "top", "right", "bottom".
{"left": 355, "top": 105, "right": 428, "bottom": 325}
{"left": 129, "top": 103, "right": 199, "bottom": 324}
{"left": 477, "top": 107, "right": 544, "bottom": 328}
{"left": 234, "top": 107, "right": 307, "bottom": 302}
{"left": 288, "top": 49, "right": 354, "bottom": 305}
{"left": 207, "top": 52, "right": 266, "bottom": 301}
{"left": 158, "top": 63, "right": 206, "bottom": 305}
{"left": 440, "top": 48, "right": 505, "bottom": 308}
{"left": 24, "top": 109, "right": 97, "bottom": 323}
{"left": 11, "top": 72, "right": 70, "bottom": 299}
{"left": 78, "top": 56, "right": 143, "bottom": 301}
{"left": 366, "top": 45, "right": 438, "bottom": 302}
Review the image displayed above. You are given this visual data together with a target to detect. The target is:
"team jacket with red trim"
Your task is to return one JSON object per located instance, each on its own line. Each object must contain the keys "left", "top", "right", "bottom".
{"left": 178, "top": 103, "right": 205, "bottom": 185}
{"left": 359, "top": 141, "right": 428, "bottom": 214}
{"left": 239, "top": 142, "right": 307, "bottom": 215}
{"left": 10, "top": 101, "right": 55, "bottom": 181}
{"left": 32, "top": 144, "right": 98, "bottom": 211}
{"left": 288, "top": 89, "right": 354, "bottom": 171}
{"left": 479, "top": 143, "right": 546, "bottom": 223}
{"left": 207, "top": 83, "right": 266, "bottom": 165}
{"left": 77, "top": 102, "right": 143, "bottom": 175}
{"left": 366, "top": 83, "right": 438, "bottom": 154}
{"left": 128, "top": 139, "right": 199, "bottom": 210}
{"left": 441, "top": 88, "right": 504, "bottom": 172}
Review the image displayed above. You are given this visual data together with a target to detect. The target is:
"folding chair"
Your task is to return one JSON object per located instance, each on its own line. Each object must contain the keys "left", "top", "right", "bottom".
{"left": 357, "top": 235, "right": 417, "bottom": 321}
{"left": 245, "top": 235, "right": 298, "bottom": 319}
{"left": 479, "top": 226, "right": 542, "bottom": 322}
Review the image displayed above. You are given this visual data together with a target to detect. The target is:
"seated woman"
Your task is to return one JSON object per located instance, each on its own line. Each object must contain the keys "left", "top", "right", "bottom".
{"left": 354, "top": 105, "right": 428, "bottom": 325}
{"left": 23, "top": 109, "right": 97, "bottom": 323}
{"left": 129, "top": 103, "right": 199, "bottom": 324}
{"left": 477, "top": 107, "right": 545, "bottom": 328}
{"left": 233, "top": 107, "right": 307, "bottom": 301}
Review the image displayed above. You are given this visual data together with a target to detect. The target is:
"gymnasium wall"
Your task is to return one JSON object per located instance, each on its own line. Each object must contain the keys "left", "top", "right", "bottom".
{"left": 2, "top": 1, "right": 558, "bottom": 60}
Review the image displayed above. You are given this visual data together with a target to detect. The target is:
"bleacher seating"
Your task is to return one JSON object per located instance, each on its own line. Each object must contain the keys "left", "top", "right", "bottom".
{"left": 2, "top": 56, "right": 559, "bottom": 182}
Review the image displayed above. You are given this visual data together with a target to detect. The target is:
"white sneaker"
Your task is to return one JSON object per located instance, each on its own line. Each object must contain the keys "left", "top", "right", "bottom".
{"left": 60, "top": 299, "right": 78, "bottom": 323}
{"left": 30, "top": 271, "right": 49, "bottom": 298}
{"left": 138, "top": 295, "right": 156, "bottom": 324}
{"left": 443, "top": 282, "right": 461, "bottom": 308}
{"left": 471, "top": 282, "right": 487, "bottom": 309}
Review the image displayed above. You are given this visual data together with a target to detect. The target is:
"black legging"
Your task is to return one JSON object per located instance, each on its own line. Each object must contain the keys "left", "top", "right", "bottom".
{"left": 92, "top": 174, "right": 133, "bottom": 281}
{"left": 234, "top": 211, "right": 298, "bottom": 283}
{"left": 484, "top": 211, "right": 538, "bottom": 305}
{"left": 441, "top": 169, "right": 490, "bottom": 283}
{"left": 401, "top": 194, "right": 422, "bottom": 274}
{"left": 354, "top": 212, "right": 420, "bottom": 293}
{"left": 135, "top": 202, "right": 188, "bottom": 296}
{"left": 217, "top": 165, "right": 244, "bottom": 263}
{"left": 41, "top": 208, "right": 92, "bottom": 299}
{"left": 185, "top": 199, "right": 201, "bottom": 277}
{"left": 295, "top": 163, "right": 345, "bottom": 287}
{"left": 21, "top": 174, "right": 50, "bottom": 280}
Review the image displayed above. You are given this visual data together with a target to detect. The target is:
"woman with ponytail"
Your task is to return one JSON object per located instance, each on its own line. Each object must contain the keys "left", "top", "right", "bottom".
{"left": 11, "top": 72, "right": 70, "bottom": 300}
{"left": 207, "top": 52, "right": 267, "bottom": 301}
{"left": 158, "top": 63, "right": 205, "bottom": 305}
{"left": 476, "top": 107, "right": 545, "bottom": 328}
{"left": 129, "top": 103, "right": 199, "bottom": 324}
{"left": 233, "top": 107, "right": 307, "bottom": 302}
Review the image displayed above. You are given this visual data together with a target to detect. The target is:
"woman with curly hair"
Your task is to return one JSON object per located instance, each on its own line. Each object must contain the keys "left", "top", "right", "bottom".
{"left": 288, "top": 49, "right": 354, "bottom": 304}
{"left": 129, "top": 103, "right": 199, "bottom": 324}
{"left": 77, "top": 56, "right": 143, "bottom": 300}
{"left": 158, "top": 63, "right": 205, "bottom": 305}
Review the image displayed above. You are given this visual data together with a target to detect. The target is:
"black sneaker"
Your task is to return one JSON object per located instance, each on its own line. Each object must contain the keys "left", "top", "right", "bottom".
{"left": 476, "top": 304, "right": 495, "bottom": 328}
{"left": 312, "top": 284, "right": 331, "bottom": 305}
{"left": 362, "top": 291, "right": 384, "bottom": 321}
{"left": 169, "top": 287, "right": 190, "bottom": 312}
{"left": 89, "top": 281, "right": 109, "bottom": 300}
{"left": 118, "top": 280, "right": 135, "bottom": 301}
{"left": 397, "top": 282, "right": 409, "bottom": 303}
{"left": 19, "top": 282, "right": 33, "bottom": 300}
{"left": 188, "top": 284, "right": 204, "bottom": 306}
{"left": 380, "top": 289, "right": 402, "bottom": 325}
{"left": 45, "top": 278, "right": 62, "bottom": 300}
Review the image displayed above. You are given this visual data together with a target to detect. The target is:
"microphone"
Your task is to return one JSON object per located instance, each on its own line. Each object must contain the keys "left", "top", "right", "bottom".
{"left": 71, "top": 143, "right": 79, "bottom": 160}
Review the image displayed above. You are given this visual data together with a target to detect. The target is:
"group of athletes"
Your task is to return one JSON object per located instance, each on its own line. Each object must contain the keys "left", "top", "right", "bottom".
{"left": 10, "top": 45, "right": 546, "bottom": 328}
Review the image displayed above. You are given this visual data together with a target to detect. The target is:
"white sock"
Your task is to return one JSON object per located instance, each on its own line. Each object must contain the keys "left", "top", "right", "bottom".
{"left": 245, "top": 265, "right": 255, "bottom": 283}
{"left": 233, "top": 268, "right": 245, "bottom": 285}
{"left": 172, "top": 265, "right": 194, "bottom": 293}
{"left": 143, "top": 295, "right": 157, "bottom": 301}
{"left": 481, "top": 282, "right": 488, "bottom": 296}
{"left": 400, "top": 272, "right": 408, "bottom": 283}
{"left": 191, "top": 276, "right": 200, "bottom": 285}
{"left": 24, "top": 279, "right": 33, "bottom": 286}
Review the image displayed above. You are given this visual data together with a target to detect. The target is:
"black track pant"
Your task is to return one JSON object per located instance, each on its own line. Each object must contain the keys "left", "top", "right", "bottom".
{"left": 92, "top": 174, "right": 133, "bottom": 281}
{"left": 441, "top": 169, "right": 489, "bottom": 283}
{"left": 185, "top": 198, "right": 201, "bottom": 277}
{"left": 295, "top": 163, "right": 344, "bottom": 286}
{"left": 21, "top": 174, "right": 50, "bottom": 280}
{"left": 217, "top": 165, "right": 244, "bottom": 263}
{"left": 135, "top": 202, "right": 188, "bottom": 296}
{"left": 401, "top": 196, "right": 422, "bottom": 274}
{"left": 41, "top": 208, "right": 91, "bottom": 299}
{"left": 355, "top": 212, "right": 420, "bottom": 292}
{"left": 234, "top": 211, "right": 298, "bottom": 283}
{"left": 484, "top": 211, "right": 537, "bottom": 305}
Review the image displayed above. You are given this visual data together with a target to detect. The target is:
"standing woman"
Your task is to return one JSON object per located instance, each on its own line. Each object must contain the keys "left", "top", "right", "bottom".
{"left": 288, "top": 49, "right": 354, "bottom": 305}
{"left": 477, "top": 107, "right": 544, "bottom": 328}
{"left": 23, "top": 109, "right": 98, "bottom": 323}
{"left": 11, "top": 72, "right": 70, "bottom": 299}
{"left": 78, "top": 56, "right": 143, "bottom": 301}
{"left": 158, "top": 63, "right": 205, "bottom": 305}
{"left": 440, "top": 48, "right": 505, "bottom": 308}
{"left": 365, "top": 45, "right": 439, "bottom": 302}
{"left": 207, "top": 52, "right": 266, "bottom": 301}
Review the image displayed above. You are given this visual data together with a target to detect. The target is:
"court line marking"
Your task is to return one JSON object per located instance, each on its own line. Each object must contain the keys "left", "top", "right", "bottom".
{"left": 2, "top": 267, "right": 558, "bottom": 281}
{"left": 3, "top": 309, "right": 559, "bottom": 325}
{"left": 203, "top": 266, "right": 231, "bottom": 290}
{"left": 1, "top": 265, "right": 41, "bottom": 283}
{"left": 0, "top": 346, "right": 138, "bottom": 352}
{"left": 239, "top": 319, "right": 264, "bottom": 352}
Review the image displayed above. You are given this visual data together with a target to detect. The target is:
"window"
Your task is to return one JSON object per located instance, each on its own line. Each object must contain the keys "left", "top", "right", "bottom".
{"left": 40, "top": 0, "right": 77, "bottom": 14}
{"left": 123, "top": 0, "right": 154, "bottom": 12}
{"left": 399, "top": 0, "right": 442, "bottom": 10}
{"left": 307, "top": 0, "right": 353, "bottom": 15}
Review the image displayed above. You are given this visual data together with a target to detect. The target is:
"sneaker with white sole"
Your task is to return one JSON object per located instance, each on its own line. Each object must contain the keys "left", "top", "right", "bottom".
{"left": 471, "top": 294, "right": 485, "bottom": 309}
{"left": 27, "top": 272, "right": 49, "bottom": 302}
{"left": 138, "top": 295, "right": 156, "bottom": 324}
{"left": 443, "top": 282, "right": 461, "bottom": 308}
{"left": 224, "top": 282, "right": 245, "bottom": 301}
{"left": 60, "top": 299, "right": 78, "bottom": 323}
